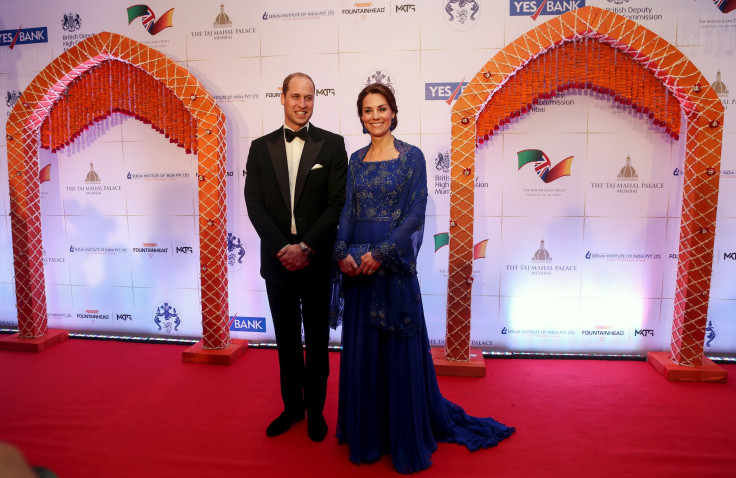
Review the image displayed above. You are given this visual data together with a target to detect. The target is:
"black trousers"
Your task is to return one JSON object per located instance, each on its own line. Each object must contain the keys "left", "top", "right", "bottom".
{"left": 265, "top": 264, "right": 331, "bottom": 417}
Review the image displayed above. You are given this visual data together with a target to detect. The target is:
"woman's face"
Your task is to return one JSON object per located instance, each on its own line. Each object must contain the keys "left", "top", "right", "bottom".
{"left": 361, "top": 93, "right": 395, "bottom": 138}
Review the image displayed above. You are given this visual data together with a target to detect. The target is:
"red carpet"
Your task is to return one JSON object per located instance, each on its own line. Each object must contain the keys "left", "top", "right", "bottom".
{"left": 1, "top": 340, "right": 734, "bottom": 477}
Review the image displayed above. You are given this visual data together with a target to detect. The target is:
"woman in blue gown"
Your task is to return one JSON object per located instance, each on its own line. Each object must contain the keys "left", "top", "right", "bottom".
{"left": 331, "top": 83, "right": 515, "bottom": 474}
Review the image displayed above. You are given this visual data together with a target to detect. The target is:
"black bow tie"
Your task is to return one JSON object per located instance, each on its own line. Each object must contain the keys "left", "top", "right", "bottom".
{"left": 284, "top": 127, "right": 308, "bottom": 143}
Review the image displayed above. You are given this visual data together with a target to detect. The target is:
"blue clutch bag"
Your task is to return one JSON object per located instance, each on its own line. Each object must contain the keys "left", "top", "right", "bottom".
{"left": 347, "top": 243, "right": 370, "bottom": 266}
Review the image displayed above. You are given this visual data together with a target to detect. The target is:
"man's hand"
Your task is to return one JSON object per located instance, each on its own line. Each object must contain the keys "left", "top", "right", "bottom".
{"left": 277, "top": 244, "right": 310, "bottom": 271}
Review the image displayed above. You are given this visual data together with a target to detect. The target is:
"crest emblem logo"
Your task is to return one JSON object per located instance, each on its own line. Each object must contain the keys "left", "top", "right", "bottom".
{"left": 435, "top": 151, "right": 450, "bottom": 173}
{"left": 227, "top": 232, "right": 246, "bottom": 272}
{"left": 154, "top": 302, "right": 181, "bottom": 334}
{"left": 364, "top": 70, "right": 395, "bottom": 92}
{"left": 62, "top": 12, "right": 82, "bottom": 32}
{"left": 5, "top": 90, "right": 21, "bottom": 108}
{"left": 705, "top": 319, "right": 717, "bottom": 348}
{"left": 444, "top": 0, "right": 479, "bottom": 31}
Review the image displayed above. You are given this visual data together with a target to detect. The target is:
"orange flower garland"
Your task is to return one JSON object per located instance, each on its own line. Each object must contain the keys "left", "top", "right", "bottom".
{"left": 40, "top": 60, "right": 197, "bottom": 154}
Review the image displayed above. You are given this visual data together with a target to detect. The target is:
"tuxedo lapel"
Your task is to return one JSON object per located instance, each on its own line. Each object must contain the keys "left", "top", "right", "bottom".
{"left": 294, "top": 127, "right": 324, "bottom": 206}
{"left": 266, "top": 130, "right": 291, "bottom": 212}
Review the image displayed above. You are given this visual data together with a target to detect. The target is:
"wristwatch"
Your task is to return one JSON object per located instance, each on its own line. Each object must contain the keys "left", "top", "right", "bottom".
{"left": 298, "top": 242, "right": 312, "bottom": 257}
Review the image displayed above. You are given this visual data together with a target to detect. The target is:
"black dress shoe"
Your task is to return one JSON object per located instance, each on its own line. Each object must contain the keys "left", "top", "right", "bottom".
{"left": 307, "top": 413, "right": 328, "bottom": 442}
{"left": 266, "top": 411, "right": 305, "bottom": 437}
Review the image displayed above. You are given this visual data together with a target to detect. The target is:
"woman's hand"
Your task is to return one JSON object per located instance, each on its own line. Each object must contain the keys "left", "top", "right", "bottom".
{"left": 339, "top": 255, "right": 359, "bottom": 276}
{"left": 356, "top": 252, "right": 381, "bottom": 276}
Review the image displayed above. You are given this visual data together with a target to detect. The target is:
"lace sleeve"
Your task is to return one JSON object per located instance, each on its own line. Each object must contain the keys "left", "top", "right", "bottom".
{"left": 333, "top": 152, "right": 360, "bottom": 261}
{"left": 371, "top": 145, "right": 427, "bottom": 276}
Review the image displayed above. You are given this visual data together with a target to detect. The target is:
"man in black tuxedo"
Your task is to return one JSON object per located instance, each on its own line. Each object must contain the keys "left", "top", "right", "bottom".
{"left": 244, "top": 72, "right": 347, "bottom": 442}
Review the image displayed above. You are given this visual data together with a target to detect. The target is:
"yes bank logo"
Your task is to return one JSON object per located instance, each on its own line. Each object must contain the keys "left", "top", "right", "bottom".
{"left": 425, "top": 81, "right": 468, "bottom": 104}
{"left": 510, "top": 1, "right": 585, "bottom": 19}
{"left": 229, "top": 315, "right": 267, "bottom": 333}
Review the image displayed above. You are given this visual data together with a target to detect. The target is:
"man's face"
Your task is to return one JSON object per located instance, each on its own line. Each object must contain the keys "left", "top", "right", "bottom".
{"left": 281, "top": 76, "right": 314, "bottom": 131}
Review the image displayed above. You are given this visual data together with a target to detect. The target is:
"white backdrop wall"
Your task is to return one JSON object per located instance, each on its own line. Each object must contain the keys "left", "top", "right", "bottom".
{"left": 1, "top": 0, "right": 734, "bottom": 356}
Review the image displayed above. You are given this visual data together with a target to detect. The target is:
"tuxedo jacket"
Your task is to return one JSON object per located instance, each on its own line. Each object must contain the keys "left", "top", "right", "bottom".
{"left": 244, "top": 124, "right": 348, "bottom": 283}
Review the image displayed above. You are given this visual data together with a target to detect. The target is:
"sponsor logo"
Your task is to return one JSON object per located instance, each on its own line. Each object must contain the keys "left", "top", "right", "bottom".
{"left": 711, "top": 0, "right": 736, "bottom": 14}
{"left": 47, "top": 312, "right": 72, "bottom": 320}
{"left": 603, "top": 3, "right": 662, "bottom": 21}
{"left": 77, "top": 308, "right": 111, "bottom": 324}
{"left": 342, "top": 2, "right": 387, "bottom": 20}
{"left": 705, "top": 319, "right": 717, "bottom": 347}
{"left": 41, "top": 246, "right": 65, "bottom": 264}
{"left": 262, "top": 9, "right": 336, "bottom": 21}
{"left": 265, "top": 87, "right": 283, "bottom": 99}
{"left": 213, "top": 3, "right": 232, "bottom": 28}
{"left": 712, "top": 71, "right": 731, "bottom": 110}
{"left": 60, "top": 13, "right": 94, "bottom": 50}
{"left": 227, "top": 232, "right": 246, "bottom": 273}
{"left": 69, "top": 245, "right": 128, "bottom": 255}
{"left": 40, "top": 164, "right": 52, "bottom": 184}
{"left": 5, "top": 89, "right": 21, "bottom": 110}
{"left": 126, "top": 171, "right": 192, "bottom": 181}
{"left": 153, "top": 302, "right": 181, "bottom": 334}
{"left": 175, "top": 246, "right": 194, "bottom": 254}
{"left": 434, "top": 233, "right": 488, "bottom": 259}
{"left": 471, "top": 340, "right": 493, "bottom": 346}
{"left": 66, "top": 163, "right": 121, "bottom": 196}
{"left": 505, "top": 239, "right": 578, "bottom": 275}
{"left": 229, "top": 314, "right": 267, "bottom": 333}
{"left": 116, "top": 313, "right": 133, "bottom": 321}
{"left": 127, "top": 5, "right": 174, "bottom": 35}
{"left": 435, "top": 151, "right": 450, "bottom": 173}
{"left": 719, "top": 250, "right": 736, "bottom": 263}
{"left": 1, "top": 26, "right": 48, "bottom": 48}
{"left": 431, "top": 149, "right": 488, "bottom": 195}
{"left": 537, "top": 93, "right": 575, "bottom": 111}
{"left": 502, "top": 327, "right": 576, "bottom": 337}
{"left": 133, "top": 243, "right": 169, "bottom": 258}
{"left": 424, "top": 81, "right": 468, "bottom": 103}
{"left": 518, "top": 149, "right": 573, "bottom": 184}
{"left": 585, "top": 250, "right": 661, "bottom": 261}
{"left": 85, "top": 162, "right": 101, "bottom": 184}
{"left": 589, "top": 154, "right": 664, "bottom": 194}
{"left": 510, "top": 1, "right": 585, "bottom": 20}
{"left": 444, "top": 0, "right": 480, "bottom": 30}
{"left": 0, "top": 320, "right": 16, "bottom": 327}
{"left": 62, "top": 12, "right": 82, "bottom": 32}
{"left": 364, "top": 69, "right": 395, "bottom": 92}
{"left": 316, "top": 88, "right": 336, "bottom": 97}
{"left": 634, "top": 329, "right": 655, "bottom": 337}
{"left": 393, "top": 4, "right": 416, "bottom": 14}
{"left": 721, "top": 169, "right": 736, "bottom": 179}
{"left": 190, "top": 3, "right": 257, "bottom": 41}
{"left": 581, "top": 325, "right": 625, "bottom": 340}
{"left": 214, "top": 93, "right": 260, "bottom": 102}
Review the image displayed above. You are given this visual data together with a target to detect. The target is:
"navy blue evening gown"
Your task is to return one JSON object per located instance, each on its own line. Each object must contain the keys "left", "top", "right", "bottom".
{"left": 332, "top": 139, "right": 515, "bottom": 474}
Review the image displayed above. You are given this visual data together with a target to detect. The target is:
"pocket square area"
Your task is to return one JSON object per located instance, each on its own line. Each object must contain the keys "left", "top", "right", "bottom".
{"left": 310, "top": 164, "right": 324, "bottom": 170}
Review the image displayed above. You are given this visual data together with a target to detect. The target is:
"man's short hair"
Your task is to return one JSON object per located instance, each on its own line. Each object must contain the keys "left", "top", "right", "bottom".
{"left": 282, "top": 72, "right": 315, "bottom": 95}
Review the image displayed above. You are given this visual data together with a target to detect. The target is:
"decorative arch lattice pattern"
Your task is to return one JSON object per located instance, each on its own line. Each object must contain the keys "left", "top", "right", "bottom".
{"left": 6, "top": 32, "right": 231, "bottom": 349}
{"left": 447, "top": 6, "right": 723, "bottom": 366}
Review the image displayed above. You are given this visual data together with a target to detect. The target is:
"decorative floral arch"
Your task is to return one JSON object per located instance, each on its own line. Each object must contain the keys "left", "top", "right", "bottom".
{"left": 446, "top": 6, "right": 723, "bottom": 367}
{"left": 6, "top": 32, "right": 231, "bottom": 350}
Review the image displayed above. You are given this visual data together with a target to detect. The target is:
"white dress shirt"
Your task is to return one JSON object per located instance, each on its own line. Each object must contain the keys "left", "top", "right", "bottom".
{"left": 284, "top": 124, "right": 308, "bottom": 234}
